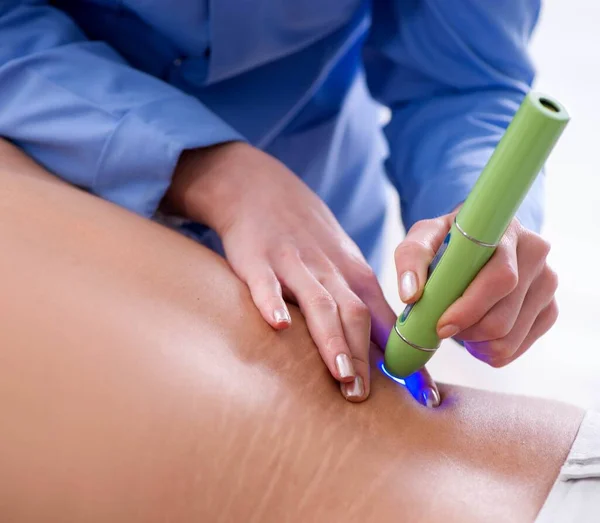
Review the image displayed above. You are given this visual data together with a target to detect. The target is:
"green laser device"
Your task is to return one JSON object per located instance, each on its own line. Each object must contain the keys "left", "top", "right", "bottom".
{"left": 384, "top": 91, "right": 570, "bottom": 378}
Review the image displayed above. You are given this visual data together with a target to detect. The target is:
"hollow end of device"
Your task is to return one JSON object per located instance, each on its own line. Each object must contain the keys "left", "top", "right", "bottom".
{"left": 539, "top": 97, "right": 560, "bottom": 113}
{"left": 529, "top": 91, "right": 570, "bottom": 120}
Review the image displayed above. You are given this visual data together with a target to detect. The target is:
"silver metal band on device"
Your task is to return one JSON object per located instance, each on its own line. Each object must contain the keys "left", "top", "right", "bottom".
{"left": 393, "top": 324, "right": 440, "bottom": 353}
{"left": 453, "top": 217, "right": 498, "bottom": 248}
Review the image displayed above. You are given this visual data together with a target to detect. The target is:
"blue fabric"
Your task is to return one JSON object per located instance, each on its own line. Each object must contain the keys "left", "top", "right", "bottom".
{"left": 0, "top": 0, "right": 543, "bottom": 268}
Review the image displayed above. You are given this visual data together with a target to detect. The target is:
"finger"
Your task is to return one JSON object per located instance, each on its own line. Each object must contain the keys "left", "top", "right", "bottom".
{"left": 440, "top": 223, "right": 551, "bottom": 341}
{"left": 394, "top": 215, "right": 453, "bottom": 304}
{"left": 244, "top": 267, "right": 292, "bottom": 329}
{"left": 326, "top": 276, "right": 371, "bottom": 402}
{"left": 340, "top": 256, "right": 398, "bottom": 350}
{"left": 456, "top": 234, "right": 553, "bottom": 344}
{"left": 464, "top": 266, "right": 558, "bottom": 364}
{"left": 437, "top": 232, "right": 519, "bottom": 340}
{"left": 275, "top": 259, "right": 357, "bottom": 384}
{"left": 504, "top": 299, "right": 559, "bottom": 364}
{"left": 473, "top": 299, "right": 558, "bottom": 368}
{"left": 404, "top": 366, "right": 441, "bottom": 408}
{"left": 373, "top": 348, "right": 440, "bottom": 408}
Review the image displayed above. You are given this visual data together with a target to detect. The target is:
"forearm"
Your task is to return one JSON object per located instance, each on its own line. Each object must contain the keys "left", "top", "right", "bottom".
{"left": 0, "top": 140, "right": 581, "bottom": 522}
{"left": 364, "top": 0, "right": 544, "bottom": 233}
{"left": 384, "top": 90, "right": 545, "bottom": 232}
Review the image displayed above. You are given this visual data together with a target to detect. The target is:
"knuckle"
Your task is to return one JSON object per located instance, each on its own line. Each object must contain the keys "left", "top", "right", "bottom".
{"left": 343, "top": 298, "right": 370, "bottom": 322}
{"left": 488, "top": 356, "right": 509, "bottom": 369}
{"left": 496, "top": 263, "right": 519, "bottom": 292}
{"left": 526, "top": 232, "right": 551, "bottom": 259}
{"left": 326, "top": 334, "right": 346, "bottom": 352}
{"left": 487, "top": 339, "right": 513, "bottom": 362}
{"left": 409, "top": 218, "right": 435, "bottom": 234}
{"left": 248, "top": 271, "right": 277, "bottom": 290}
{"left": 393, "top": 242, "right": 410, "bottom": 261}
{"left": 339, "top": 236, "right": 365, "bottom": 259}
{"left": 297, "top": 245, "right": 322, "bottom": 265}
{"left": 509, "top": 216, "right": 523, "bottom": 233}
{"left": 547, "top": 300, "right": 560, "bottom": 325}
{"left": 544, "top": 266, "right": 559, "bottom": 294}
{"left": 479, "top": 314, "right": 512, "bottom": 341}
{"left": 394, "top": 239, "right": 434, "bottom": 264}
{"left": 537, "top": 237, "right": 552, "bottom": 258}
{"left": 275, "top": 242, "right": 300, "bottom": 263}
{"left": 246, "top": 272, "right": 266, "bottom": 288}
{"left": 307, "top": 290, "right": 337, "bottom": 311}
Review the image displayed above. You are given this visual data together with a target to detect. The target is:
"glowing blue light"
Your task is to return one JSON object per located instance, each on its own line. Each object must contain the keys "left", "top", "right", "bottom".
{"left": 380, "top": 362, "right": 406, "bottom": 386}
{"left": 380, "top": 362, "right": 435, "bottom": 407}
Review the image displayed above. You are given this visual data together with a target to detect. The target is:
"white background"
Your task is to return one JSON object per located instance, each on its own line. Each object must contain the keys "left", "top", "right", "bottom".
{"left": 380, "top": 1, "right": 600, "bottom": 410}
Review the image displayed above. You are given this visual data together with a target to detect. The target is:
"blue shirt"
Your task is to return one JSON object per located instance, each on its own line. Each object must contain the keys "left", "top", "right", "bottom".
{"left": 0, "top": 0, "right": 543, "bottom": 271}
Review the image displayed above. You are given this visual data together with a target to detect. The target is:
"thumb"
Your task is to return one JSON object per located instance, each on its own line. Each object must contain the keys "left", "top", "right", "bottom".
{"left": 395, "top": 214, "right": 454, "bottom": 304}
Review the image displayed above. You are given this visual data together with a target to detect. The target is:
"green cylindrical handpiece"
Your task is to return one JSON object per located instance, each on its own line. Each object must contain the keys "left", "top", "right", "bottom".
{"left": 384, "top": 91, "right": 570, "bottom": 378}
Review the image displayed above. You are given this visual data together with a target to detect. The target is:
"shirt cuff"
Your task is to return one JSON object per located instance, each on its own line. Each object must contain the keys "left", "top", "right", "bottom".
{"left": 94, "top": 95, "right": 244, "bottom": 218}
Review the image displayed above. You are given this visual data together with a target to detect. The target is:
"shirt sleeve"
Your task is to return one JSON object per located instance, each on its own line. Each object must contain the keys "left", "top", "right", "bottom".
{"left": 0, "top": 1, "right": 243, "bottom": 217}
{"left": 364, "top": 0, "right": 544, "bottom": 232}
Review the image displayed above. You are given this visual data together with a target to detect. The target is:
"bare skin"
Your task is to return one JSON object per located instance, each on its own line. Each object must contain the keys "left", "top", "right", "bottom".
{"left": 165, "top": 142, "right": 559, "bottom": 402}
{"left": 0, "top": 141, "right": 581, "bottom": 522}
{"left": 166, "top": 142, "right": 401, "bottom": 402}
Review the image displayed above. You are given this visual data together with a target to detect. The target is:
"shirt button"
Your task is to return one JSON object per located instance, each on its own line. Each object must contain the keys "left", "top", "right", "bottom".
{"left": 173, "top": 57, "right": 183, "bottom": 67}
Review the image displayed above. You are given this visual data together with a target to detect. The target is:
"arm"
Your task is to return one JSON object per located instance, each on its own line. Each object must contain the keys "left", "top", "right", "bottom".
{"left": 364, "top": 0, "right": 544, "bottom": 232}
{"left": 0, "top": 0, "right": 242, "bottom": 217}
{"left": 0, "top": 139, "right": 581, "bottom": 522}
{"left": 0, "top": 2, "right": 416, "bottom": 399}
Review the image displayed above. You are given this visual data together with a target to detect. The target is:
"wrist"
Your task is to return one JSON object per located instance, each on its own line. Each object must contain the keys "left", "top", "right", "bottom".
{"left": 163, "top": 141, "right": 250, "bottom": 235}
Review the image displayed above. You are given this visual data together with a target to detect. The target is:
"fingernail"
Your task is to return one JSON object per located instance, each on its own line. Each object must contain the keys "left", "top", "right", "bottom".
{"left": 421, "top": 387, "right": 440, "bottom": 408}
{"left": 341, "top": 376, "right": 364, "bottom": 400}
{"left": 438, "top": 324, "right": 459, "bottom": 339}
{"left": 400, "top": 271, "right": 418, "bottom": 302}
{"left": 335, "top": 353, "right": 356, "bottom": 379}
{"left": 273, "top": 308, "right": 291, "bottom": 325}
